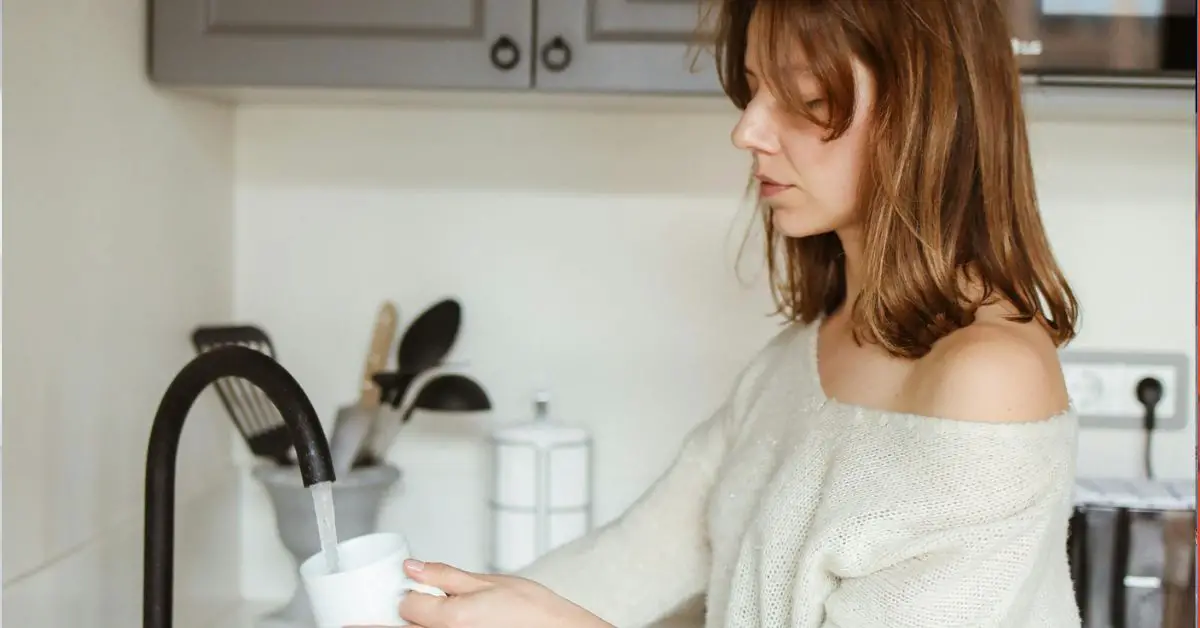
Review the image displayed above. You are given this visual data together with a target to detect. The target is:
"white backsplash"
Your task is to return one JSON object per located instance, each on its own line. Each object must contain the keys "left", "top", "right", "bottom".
{"left": 233, "top": 98, "right": 1196, "bottom": 601}
{"left": 4, "top": 0, "right": 239, "bottom": 623}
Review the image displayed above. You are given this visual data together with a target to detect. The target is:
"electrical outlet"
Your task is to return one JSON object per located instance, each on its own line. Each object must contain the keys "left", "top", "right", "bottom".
{"left": 1060, "top": 351, "right": 1190, "bottom": 430}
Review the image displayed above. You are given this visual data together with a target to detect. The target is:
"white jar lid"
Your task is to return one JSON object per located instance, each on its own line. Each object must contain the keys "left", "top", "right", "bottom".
{"left": 491, "top": 390, "right": 591, "bottom": 447}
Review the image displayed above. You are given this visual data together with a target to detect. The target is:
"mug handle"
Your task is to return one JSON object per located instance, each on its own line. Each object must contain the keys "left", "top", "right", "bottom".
{"left": 403, "top": 581, "right": 446, "bottom": 597}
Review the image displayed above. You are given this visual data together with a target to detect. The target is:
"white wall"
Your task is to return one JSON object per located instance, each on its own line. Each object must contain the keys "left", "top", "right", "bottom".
{"left": 232, "top": 95, "right": 1196, "bottom": 601}
{"left": 2, "top": 0, "right": 238, "bottom": 625}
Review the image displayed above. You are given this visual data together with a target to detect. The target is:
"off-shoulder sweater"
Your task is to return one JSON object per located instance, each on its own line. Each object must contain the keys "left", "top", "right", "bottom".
{"left": 519, "top": 321, "right": 1081, "bottom": 628}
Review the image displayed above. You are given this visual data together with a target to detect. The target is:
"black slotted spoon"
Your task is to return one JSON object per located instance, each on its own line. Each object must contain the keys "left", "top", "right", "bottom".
{"left": 190, "top": 325, "right": 293, "bottom": 465}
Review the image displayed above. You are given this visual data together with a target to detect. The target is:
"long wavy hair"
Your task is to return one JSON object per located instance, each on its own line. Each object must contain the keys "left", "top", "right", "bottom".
{"left": 699, "top": 0, "right": 1079, "bottom": 359}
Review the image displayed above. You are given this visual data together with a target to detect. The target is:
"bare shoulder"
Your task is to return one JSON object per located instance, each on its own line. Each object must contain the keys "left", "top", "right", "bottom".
{"left": 908, "top": 319, "right": 1070, "bottom": 424}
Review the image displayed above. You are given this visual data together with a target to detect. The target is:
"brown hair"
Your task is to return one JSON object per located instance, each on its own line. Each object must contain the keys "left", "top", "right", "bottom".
{"left": 705, "top": 0, "right": 1079, "bottom": 359}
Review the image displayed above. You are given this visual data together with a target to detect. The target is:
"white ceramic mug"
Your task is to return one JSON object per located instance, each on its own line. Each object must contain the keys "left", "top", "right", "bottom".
{"left": 299, "top": 532, "right": 445, "bottom": 627}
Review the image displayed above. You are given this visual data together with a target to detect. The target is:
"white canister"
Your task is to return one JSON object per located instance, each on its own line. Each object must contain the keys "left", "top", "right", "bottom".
{"left": 488, "top": 391, "right": 592, "bottom": 573}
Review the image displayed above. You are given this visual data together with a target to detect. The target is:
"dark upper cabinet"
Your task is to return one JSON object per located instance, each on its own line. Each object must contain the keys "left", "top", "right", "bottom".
{"left": 149, "top": 0, "right": 1193, "bottom": 94}
{"left": 149, "top": 0, "right": 536, "bottom": 90}
{"left": 147, "top": 0, "right": 721, "bottom": 94}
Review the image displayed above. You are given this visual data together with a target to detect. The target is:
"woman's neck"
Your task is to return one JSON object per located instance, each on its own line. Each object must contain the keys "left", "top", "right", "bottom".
{"left": 835, "top": 226, "right": 866, "bottom": 313}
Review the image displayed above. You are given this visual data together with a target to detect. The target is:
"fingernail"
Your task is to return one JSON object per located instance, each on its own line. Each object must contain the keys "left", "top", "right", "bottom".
{"left": 404, "top": 559, "right": 425, "bottom": 572}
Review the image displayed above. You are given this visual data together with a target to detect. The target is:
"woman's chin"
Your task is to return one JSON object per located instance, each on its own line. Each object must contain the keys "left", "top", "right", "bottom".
{"left": 770, "top": 206, "right": 836, "bottom": 239}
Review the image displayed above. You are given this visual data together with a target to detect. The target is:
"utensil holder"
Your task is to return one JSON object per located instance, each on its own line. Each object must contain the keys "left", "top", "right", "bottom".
{"left": 253, "top": 462, "right": 402, "bottom": 628}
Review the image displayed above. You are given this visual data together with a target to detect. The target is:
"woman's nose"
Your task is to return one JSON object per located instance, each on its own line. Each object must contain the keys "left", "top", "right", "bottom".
{"left": 731, "top": 104, "right": 780, "bottom": 154}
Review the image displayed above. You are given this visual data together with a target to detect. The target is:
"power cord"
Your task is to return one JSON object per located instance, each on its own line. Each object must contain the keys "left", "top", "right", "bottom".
{"left": 1135, "top": 376, "right": 1164, "bottom": 478}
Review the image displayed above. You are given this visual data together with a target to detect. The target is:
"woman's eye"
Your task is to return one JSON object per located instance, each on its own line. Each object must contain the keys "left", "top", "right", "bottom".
{"left": 804, "top": 99, "right": 825, "bottom": 109}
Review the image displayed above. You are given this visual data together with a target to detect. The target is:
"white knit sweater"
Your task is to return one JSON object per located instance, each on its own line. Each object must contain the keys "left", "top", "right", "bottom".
{"left": 520, "top": 322, "right": 1081, "bottom": 628}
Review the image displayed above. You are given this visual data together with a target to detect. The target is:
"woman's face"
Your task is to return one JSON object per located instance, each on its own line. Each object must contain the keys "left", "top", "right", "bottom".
{"left": 730, "top": 25, "right": 876, "bottom": 239}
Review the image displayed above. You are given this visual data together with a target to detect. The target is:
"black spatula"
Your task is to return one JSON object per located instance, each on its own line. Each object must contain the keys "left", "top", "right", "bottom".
{"left": 190, "top": 325, "right": 293, "bottom": 465}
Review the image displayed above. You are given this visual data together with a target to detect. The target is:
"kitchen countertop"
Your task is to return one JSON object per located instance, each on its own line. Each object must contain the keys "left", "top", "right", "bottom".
{"left": 207, "top": 601, "right": 705, "bottom": 627}
{"left": 205, "top": 601, "right": 278, "bottom": 627}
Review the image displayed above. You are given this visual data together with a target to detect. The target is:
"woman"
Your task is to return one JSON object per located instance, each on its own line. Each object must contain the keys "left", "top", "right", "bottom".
{"left": 396, "top": 0, "right": 1082, "bottom": 626}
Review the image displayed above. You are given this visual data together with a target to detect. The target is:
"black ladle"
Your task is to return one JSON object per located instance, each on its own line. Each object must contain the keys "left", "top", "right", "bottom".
{"left": 371, "top": 372, "right": 491, "bottom": 417}
{"left": 358, "top": 372, "right": 491, "bottom": 466}
{"left": 409, "top": 373, "right": 492, "bottom": 415}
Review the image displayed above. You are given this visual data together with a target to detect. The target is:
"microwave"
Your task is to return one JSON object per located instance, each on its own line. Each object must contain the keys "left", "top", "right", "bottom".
{"left": 1009, "top": 0, "right": 1196, "bottom": 87}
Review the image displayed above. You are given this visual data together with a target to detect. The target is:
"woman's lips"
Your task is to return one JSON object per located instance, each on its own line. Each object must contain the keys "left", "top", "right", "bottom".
{"left": 759, "top": 181, "right": 791, "bottom": 198}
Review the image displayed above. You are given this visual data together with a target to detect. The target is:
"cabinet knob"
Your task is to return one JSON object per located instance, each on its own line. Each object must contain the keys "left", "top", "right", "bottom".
{"left": 540, "top": 36, "right": 573, "bottom": 73}
{"left": 490, "top": 35, "right": 521, "bottom": 71}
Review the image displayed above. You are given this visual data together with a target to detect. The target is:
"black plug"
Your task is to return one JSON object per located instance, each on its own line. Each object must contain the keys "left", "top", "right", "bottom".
{"left": 1135, "top": 376, "right": 1164, "bottom": 478}
{"left": 1136, "top": 377, "right": 1164, "bottom": 424}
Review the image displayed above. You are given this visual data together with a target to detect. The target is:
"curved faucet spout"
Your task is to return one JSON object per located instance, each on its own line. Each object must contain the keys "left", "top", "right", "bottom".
{"left": 144, "top": 345, "right": 335, "bottom": 628}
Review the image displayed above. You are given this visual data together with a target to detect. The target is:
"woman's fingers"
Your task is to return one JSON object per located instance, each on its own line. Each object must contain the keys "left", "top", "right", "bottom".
{"left": 398, "top": 590, "right": 452, "bottom": 628}
{"left": 404, "top": 560, "right": 492, "bottom": 595}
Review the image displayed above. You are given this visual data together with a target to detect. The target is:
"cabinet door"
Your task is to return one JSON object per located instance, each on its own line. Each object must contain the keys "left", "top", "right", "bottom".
{"left": 533, "top": 0, "right": 721, "bottom": 94}
{"left": 150, "top": 0, "right": 535, "bottom": 90}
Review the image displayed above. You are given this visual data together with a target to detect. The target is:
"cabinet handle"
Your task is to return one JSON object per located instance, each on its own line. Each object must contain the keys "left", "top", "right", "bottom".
{"left": 489, "top": 35, "right": 521, "bottom": 71}
{"left": 540, "top": 36, "right": 573, "bottom": 72}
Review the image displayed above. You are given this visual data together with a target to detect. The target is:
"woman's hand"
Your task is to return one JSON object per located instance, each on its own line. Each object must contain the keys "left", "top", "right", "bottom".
{"left": 397, "top": 559, "right": 613, "bottom": 628}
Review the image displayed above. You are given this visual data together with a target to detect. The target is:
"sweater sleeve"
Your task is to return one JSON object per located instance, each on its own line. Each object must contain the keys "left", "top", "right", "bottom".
{"left": 517, "top": 332, "right": 789, "bottom": 628}
{"left": 818, "top": 417, "right": 1080, "bottom": 628}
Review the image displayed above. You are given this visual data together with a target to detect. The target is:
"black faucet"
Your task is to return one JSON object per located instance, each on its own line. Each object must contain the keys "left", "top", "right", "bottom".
{"left": 143, "top": 345, "right": 335, "bottom": 628}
